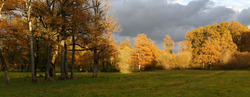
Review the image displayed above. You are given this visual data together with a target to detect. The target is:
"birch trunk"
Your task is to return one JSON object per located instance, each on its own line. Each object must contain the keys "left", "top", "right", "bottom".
{"left": 27, "top": 0, "right": 36, "bottom": 82}
{"left": 0, "top": 1, "right": 4, "bottom": 18}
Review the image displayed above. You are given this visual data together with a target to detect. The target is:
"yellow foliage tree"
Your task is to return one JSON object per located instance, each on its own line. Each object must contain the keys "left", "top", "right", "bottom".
{"left": 119, "top": 37, "right": 132, "bottom": 50}
{"left": 163, "top": 35, "right": 174, "bottom": 53}
{"left": 118, "top": 46, "right": 133, "bottom": 73}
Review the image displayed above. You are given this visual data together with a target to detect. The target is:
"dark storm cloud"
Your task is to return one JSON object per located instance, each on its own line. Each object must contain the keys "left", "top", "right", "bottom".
{"left": 110, "top": 0, "right": 249, "bottom": 52}
{"left": 238, "top": 8, "right": 250, "bottom": 25}
{"left": 111, "top": 0, "right": 235, "bottom": 42}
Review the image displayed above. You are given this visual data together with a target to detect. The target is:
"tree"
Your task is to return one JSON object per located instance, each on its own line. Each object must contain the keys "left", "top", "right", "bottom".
{"left": 0, "top": 19, "right": 9, "bottom": 84}
{"left": 174, "top": 51, "right": 192, "bottom": 69}
{"left": 0, "top": 0, "right": 23, "bottom": 84}
{"left": 82, "top": 0, "right": 120, "bottom": 77}
{"left": 240, "top": 31, "right": 250, "bottom": 52}
{"left": 26, "top": 0, "right": 36, "bottom": 82}
{"left": 186, "top": 21, "right": 239, "bottom": 69}
{"left": 186, "top": 26, "right": 206, "bottom": 65}
{"left": 119, "top": 37, "right": 132, "bottom": 49}
{"left": 118, "top": 38, "right": 133, "bottom": 72}
{"left": 0, "top": 1, "right": 9, "bottom": 84}
{"left": 178, "top": 40, "right": 192, "bottom": 52}
{"left": 229, "top": 20, "right": 248, "bottom": 51}
{"left": 99, "top": 37, "right": 119, "bottom": 72}
{"left": 68, "top": 0, "right": 91, "bottom": 79}
{"left": 163, "top": 35, "right": 174, "bottom": 53}
{"left": 133, "top": 34, "right": 159, "bottom": 71}
{"left": 156, "top": 50, "right": 174, "bottom": 70}
{"left": 198, "top": 38, "right": 222, "bottom": 69}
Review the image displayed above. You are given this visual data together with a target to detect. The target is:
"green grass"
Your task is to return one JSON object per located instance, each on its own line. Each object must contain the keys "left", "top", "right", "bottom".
{"left": 0, "top": 70, "right": 249, "bottom": 97}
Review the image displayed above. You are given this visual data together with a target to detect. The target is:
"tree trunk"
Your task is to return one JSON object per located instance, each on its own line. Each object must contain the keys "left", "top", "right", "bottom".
{"left": 34, "top": 37, "right": 39, "bottom": 77}
{"left": 71, "top": 35, "right": 75, "bottom": 79}
{"left": 50, "top": 35, "right": 60, "bottom": 77}
{"left": 138, "top": 52, "right": 141, "bottom": 71}
{"left": 45, "top": 36, "right": 52, "bottom": 81}
{"left": 60, "top": 39, "right": 65, "bottom": 79}
{"left": 34, "top": 61, "right": 37, "bottom": 77}
{"left": 102, "top": 61, "right": 105, "bottom": 72}
{"left": 27, "top": 0, "right": 36, "bottom": 82}
{"left": 0, "top": 50, "right": 10, "bottom": 84}
{"left": 0, "top": 1, "right": 4, "bottom": 18}
{"left": 26, "top": 64, "right": 29, "bottom": 72}
{"left": 50, "top": 63, "right": 55, "bottom": 76}
{"left": 64, "top": 41, "right": 68, "bottom": 79}
{"left": 139, "top": 64, "right": 141, "bottom": 71}
{"left": 93, "top": 50, "right": 98, "bottom": 78}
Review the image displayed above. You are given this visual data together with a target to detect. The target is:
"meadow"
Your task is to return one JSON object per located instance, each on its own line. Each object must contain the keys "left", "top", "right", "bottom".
{"left": 0, "top": 70, "right": 249, "bottom": 97}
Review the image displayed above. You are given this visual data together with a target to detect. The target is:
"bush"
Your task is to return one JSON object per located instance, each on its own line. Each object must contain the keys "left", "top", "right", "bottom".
{"left": 156, "top": 51, "right": 174, "bottom": 70}
{"left": 215, "top": 52, "right": 250, "bottom": 69}
{"left": 117, "top": 47, "right": 133, "bottom": 73}
{"left": 174, "top": 51, "right": 192, "bottom": 69}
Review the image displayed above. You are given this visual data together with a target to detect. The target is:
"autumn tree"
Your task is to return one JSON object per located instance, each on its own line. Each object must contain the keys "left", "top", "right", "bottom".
{"left": 25, "top": 0, "right": 37, "bottom": 82}
{"left": 174, "top": 51, "right": 192, "bottom": 69}
{"left": 32, "top": 0, "right": 90, "bottom": 79}
{"left": 186, "top": 26, "right": 206, "bottom": 65}
{"left": 118, "top": 38, "right": 133, "bottom": 73}
{"left": 240, "top": 31, "right": 250, "bottom": 52}
{"left": 0, "top": 1, "right": 9, "bottom": 83}
{"left": 133, "top": 34, "right": 159, "bottom": 71}
{"left": 74, "top": 0, "right": 121, "bottom": 77}
{"left": 176, "top": 40, "right": 192, "bottom": 68}
{"left": 156, "top": 50, "right": 174, "bottom": 70}
{"left": 229, "top": 20, "right": 248, "bottom": 51}
{"left": 157, "top": 35, "right": 177, "bottom": 70}
{"left": 186, "top": 21, "right": 241, "bottom": 69}
{"left": 0, "top": 0, "right": 25, "bottom": 84}
{"left": 163, "top": 35, "right": 174, "bottom": 53}
{"left": 0, "top": 19, "right": 10, "bottom": 84}
{"left": 119, "top": 37, "right": 132, "bottom": 49}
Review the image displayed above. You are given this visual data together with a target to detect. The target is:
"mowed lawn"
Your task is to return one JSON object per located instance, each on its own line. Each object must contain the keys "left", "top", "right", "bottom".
{"left": 0, "top": 70, "right": 249, "bottom": 97}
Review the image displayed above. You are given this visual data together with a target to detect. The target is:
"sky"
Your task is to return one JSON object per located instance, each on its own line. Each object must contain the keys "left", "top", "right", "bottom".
{"left": 110, "top": 0, "right": 250, "bottom": 53}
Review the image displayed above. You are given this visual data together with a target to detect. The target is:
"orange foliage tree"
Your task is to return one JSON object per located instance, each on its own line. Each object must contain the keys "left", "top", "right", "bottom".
{"left": 133, "top": 34, "right": 159, "bottom": 71}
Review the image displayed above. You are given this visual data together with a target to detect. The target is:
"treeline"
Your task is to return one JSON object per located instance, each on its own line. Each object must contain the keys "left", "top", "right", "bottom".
{"left": 0, "top": 0, "right": 120, "bottom": 84}
{"left": 0, "top": 0, "right": 250, "bottom": 84}
{"left": 117, "top": 20, "right": 250, "bottom": 72}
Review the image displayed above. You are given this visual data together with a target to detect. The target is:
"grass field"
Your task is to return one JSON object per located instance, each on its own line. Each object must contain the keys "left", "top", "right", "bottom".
{"left": 0, "top": 70, "right": 249, "bottom": 97}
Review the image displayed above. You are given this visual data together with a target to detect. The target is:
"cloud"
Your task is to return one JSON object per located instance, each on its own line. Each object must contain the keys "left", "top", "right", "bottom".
{"left": 110, "top": 0, "right": 250, "bottom": 52}
{"left": 238, "top": 8, "right": 250, "bottom": 25}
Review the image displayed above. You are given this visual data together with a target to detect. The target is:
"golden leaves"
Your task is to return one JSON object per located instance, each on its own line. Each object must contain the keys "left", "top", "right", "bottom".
{"left": 133, "top": 34, "right": 159, "bottom": 70}
{"left": 163, "top": 35, "right": 174, "bottom": 53}
{"left": 185, "top": 20, "right": 246, "bottom": 66}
